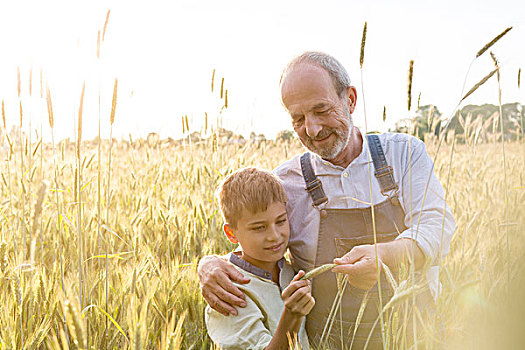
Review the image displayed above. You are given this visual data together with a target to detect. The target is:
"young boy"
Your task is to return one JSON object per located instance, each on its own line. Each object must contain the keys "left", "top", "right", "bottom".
{"left": 205, "top": 167, "right": 314, "bottom": 349}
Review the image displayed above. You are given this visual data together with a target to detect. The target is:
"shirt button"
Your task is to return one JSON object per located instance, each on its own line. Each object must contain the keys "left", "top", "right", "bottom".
{"left": 343, "top": 172, "right": 348, "bottom": 178}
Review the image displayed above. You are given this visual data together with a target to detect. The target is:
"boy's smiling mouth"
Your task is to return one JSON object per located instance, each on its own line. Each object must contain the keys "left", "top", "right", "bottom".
{"left": 266, "top": 242, "right": 284, "bottom": 252}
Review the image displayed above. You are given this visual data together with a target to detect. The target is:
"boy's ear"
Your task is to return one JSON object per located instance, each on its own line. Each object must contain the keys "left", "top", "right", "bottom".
{"left": 223, "top": 224, "right": 238, "bottom": 244}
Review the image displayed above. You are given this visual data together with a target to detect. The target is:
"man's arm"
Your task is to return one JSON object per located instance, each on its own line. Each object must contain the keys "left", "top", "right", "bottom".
{"left": 333, "top": 136, "right": 455, "bottom": 289}
{"left": 198, "top": 255, "right": 250, "bottom": 316}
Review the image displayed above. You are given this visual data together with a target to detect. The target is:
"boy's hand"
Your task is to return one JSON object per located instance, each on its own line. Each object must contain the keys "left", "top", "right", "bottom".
{"left": 198, "top": 255, "right": 250, "bottom": 316}
{"left": 281, "top": 270, "right": 315, "bottom": 317}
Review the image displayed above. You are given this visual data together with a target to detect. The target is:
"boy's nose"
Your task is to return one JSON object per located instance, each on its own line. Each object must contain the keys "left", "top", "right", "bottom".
{"left": 267, "top": 225, "right": 281, "bottom": 241}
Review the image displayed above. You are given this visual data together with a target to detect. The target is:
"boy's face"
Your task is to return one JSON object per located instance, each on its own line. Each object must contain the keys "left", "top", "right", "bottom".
{"left": 224, "top": 201, "right": 290, "bottom": 272}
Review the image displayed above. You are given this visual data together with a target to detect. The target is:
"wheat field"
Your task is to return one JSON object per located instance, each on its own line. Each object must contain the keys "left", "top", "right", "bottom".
{"left": 0, "top": 16, "right": 523, "bottom": 349}
{"left": 0, "top": 123, "right": 523, "bottom": 348}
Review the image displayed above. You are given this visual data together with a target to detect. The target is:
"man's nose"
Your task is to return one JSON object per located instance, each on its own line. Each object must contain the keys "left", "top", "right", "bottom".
{"left": 305, "top": 115, "right": 322, "bottom": 139}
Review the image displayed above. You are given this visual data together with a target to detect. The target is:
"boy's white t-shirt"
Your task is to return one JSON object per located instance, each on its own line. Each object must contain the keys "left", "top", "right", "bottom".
{"left": 205, "top": 253, "right": 310, "bottom": 349}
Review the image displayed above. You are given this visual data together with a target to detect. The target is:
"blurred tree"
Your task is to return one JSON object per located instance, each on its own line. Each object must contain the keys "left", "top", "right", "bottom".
{"left": 276, "top": 129, "right": 294, "bottom": 142}
{"left": 391, "top": 104, "right": 442, "bottom": 140}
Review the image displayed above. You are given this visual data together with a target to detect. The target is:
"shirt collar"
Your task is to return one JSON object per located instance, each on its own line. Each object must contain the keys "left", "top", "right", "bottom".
{"left": 229, "top": 252, "right": 284, "bottom": 281}
{"left": 310, "top": 128, "right": 370, "bottom": 173}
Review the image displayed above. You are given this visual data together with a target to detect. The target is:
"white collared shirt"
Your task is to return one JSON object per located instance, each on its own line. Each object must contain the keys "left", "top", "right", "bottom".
{"left": 274, "top": 131, "right": 455, "bottom": 297}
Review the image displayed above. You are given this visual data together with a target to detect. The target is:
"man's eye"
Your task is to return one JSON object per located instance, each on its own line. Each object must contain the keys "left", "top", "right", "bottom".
{"left": 251, "top": 226, "right": 265, "bottom": 231}
{"left": 292, "top": 116, "right": 304, "bottom": 125}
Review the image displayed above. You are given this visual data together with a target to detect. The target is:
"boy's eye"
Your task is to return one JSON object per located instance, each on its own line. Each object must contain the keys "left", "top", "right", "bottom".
{"left": 276, "top": 218, "right": 287, "bottom": 225}
{"left": 251, "top": 225, "right": 265, "bottom": 231}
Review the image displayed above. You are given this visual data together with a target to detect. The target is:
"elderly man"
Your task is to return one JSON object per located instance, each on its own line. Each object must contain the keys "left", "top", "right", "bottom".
{"left": 198, "top": 52, "right": 455, "bottom": 349}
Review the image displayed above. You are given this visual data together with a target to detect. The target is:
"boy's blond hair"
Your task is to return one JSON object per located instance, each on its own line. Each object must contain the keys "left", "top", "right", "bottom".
{"left": 217, "top": 168, "right": 288, "bottom": 229}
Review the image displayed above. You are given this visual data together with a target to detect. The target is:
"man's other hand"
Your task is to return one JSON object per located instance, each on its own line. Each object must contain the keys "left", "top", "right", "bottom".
{"left": 332, "top": 244, "right": 382, "bottom": 290}
{"left": 198, "top": 255, "right": 250, "bottom": 316}
{"left": 331, "top": 239, "right": 425, "bottom": 290}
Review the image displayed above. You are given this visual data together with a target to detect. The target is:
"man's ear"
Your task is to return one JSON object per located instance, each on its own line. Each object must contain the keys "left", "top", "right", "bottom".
{"left": 345, "top": 86, "right": 358, "bottom": 114}
{"left": 223, "top": 224, "right": 238, "bottom": 244}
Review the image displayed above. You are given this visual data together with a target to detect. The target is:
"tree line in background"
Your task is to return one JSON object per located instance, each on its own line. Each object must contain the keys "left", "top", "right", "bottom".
{"left": 391, "top": 102, "right": 525, "bottom": 143}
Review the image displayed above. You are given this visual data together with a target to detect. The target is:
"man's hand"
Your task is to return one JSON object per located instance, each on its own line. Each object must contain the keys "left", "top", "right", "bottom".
{"left": 332, "top": 244, "right": 383, "bottom": 290}
{"left": 198, "top": 255, "right": 250, "bottom": 316}
{"left": 281, "top": 270, "right": 315, "bottom": 317}
{"left": 332, "top": 239, "right": 426, "bottom": 290}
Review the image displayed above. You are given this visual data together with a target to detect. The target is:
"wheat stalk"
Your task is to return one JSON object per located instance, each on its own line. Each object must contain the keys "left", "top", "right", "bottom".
{"left": 17, "top": 66, "right": 21, "bottom": 98}
{"left": 2, "top": 98, "right": 16, "bottom": 259}
{"left": 102, "top": 10, "right": 111, "bottom": 41}
{"left": 46, "top": 85, "right": 54, "bottom": 128}
{"left": 76, "top": 82, "right": 85, "bottom": 310}
{"left": 300, "top": 263, "right": 336, "bottom": 280}
{"left": 360, "top": 21, "right": 367, "bottom": 68}
{"left": 407, "top": 60, "right": 414, "bottom": 111}
{"left": 77, "top": 82, "right": 85, "bottom": 159}
{"left": 105, "top": 77, "right": 118, "bottom": 345}
{"left": 65, "top": 300, "right": 87, "bottom": 349}
{"left": 1, "top": 99, "right": 5, "bottom": 129}
{"left": 97, "top": 31, "right": 101, "bottom": 59}
{"left": 357, "top": 25, "right": 387, "bottom": 347}
{"left": 110, "top": 78, "right": 118, "bottom": 125}
{"left": 461, "top": 68, "right": 498, "bottom": 102}
{"left": 0, "top": 240, "right": 7, "bottom": 272}
{"left": 491, "top": 51, "right": 511, "bottom": 291}
{"left": 476, "top": 27, "right": 512, "bottom": 58}
{"left": 211, "top": 69, "right": 215, "bottom": 92}
{"left": 19, "top": 100, "right": 27, "bottom": 259}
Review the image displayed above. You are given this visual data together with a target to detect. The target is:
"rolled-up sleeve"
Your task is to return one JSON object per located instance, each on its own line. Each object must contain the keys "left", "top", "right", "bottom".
{"left": 396, "top": 137, "right": 455, "bottom": 264}
{"left": 205, "top": 295, "right": 273, "bottom": 350}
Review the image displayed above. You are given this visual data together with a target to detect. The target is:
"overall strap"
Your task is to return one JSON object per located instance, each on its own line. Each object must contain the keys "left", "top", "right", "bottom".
{"left": 300, "top": 153, "right": 328, "bottom": 207}
{"left": 366, "top": 134, "right": 399, "bottom": 196}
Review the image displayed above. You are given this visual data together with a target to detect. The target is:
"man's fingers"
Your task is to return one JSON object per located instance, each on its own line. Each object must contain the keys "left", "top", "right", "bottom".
{"left": 216, "top": 275, "right": 247, "bottom": 307}
{"left": 332, "top": 257, "right": 371, "bottom": 274}
{"left": 206, "top": 293, "right": 239, "bottom": 316}
{"left": 227, "top": 266, "right": 251, "bottom": 285}
{"left": 214, "top": 282, "right": 247, "bottom": 308}
{"left": 334, "top": 245, "right": 367, "bottom": 265}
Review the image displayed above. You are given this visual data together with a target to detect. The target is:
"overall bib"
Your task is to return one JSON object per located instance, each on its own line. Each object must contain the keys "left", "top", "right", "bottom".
{"left": 301, "top": 135, "right": 433, "bottom": 349}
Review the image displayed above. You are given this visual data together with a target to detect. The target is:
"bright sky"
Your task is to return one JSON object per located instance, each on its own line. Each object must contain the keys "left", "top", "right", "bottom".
{"left": 0, "top": 0, "right": 524, "bottom": 142}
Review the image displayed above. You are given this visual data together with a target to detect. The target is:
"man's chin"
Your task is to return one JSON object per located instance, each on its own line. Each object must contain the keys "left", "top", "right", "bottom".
{"left": 309, "top": 146, "right": 340, "bottom": 160}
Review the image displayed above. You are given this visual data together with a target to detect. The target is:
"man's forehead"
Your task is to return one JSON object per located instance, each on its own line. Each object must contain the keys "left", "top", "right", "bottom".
{"left": 281, "top": 63, "right": 338, "bottom": 109}
{"left": 281, "top": 62, "right": 333, "bottom": 90}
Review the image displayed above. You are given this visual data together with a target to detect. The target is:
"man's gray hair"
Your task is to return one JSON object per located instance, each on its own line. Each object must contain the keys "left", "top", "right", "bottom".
{"left": 281, "top": 51, "right": 352, "bottom": 99}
